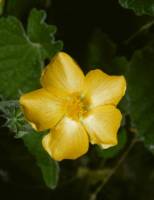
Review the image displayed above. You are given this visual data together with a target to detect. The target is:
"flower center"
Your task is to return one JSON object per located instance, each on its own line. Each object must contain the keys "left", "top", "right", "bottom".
{"left": 66, "top": 93, "right": 89, "bottom": 121}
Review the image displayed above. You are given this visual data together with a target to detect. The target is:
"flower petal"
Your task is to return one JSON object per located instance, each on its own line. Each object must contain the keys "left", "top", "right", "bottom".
{"left": 100, "top": 143, "right": 116, "bottom": 149}
{"left": 83, "top": 69, "right": 126, "bottom": 108}
{"left": 20, "top": 88, "right": 65, "bottom": 131}
{"left": 42, "top": 117, "right": 89, "bottom": 161}
{"left": 41, "top": 52, "right": 85, "bottom": 95}
{"left": 82, "top": 105, "right": 122, "bottom": 147}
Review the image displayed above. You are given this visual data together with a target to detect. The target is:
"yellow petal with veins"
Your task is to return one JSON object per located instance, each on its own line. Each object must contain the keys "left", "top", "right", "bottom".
{"left": 83, "top": 69, "right": 126, "bottom": 108}
{"left": 42, "top": 117, "right": 89, "bottom": 161}
{"left": 82, "top": 105, "right": 122, "bottom": 147}
{"left": 41, "top": 52, "right": 85, "bottom": 95}
{"left": 20, "top": 88, "right": 65, "bottom": 131}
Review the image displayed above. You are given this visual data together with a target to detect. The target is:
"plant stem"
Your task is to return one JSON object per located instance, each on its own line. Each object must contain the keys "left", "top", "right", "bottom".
{"left": 89, "top": 138, "right": 137, "bottom": 200}
{"left": 124, "top": 20, "right": 154, "bottom": 45}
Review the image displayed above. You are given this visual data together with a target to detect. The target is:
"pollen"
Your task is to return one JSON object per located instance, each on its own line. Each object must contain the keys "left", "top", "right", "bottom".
{"left": 66, "top": 93, "right": 90, "bottom": 121}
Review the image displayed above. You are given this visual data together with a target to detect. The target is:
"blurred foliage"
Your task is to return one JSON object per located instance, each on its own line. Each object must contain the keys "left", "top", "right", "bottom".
{"left": 119, "top": 0, "right": 154, "bottom": 16}
{"left": 126, "top": 43, "right": 154, "bottom": 154}
{"left": 86, "top": 30, "right": 116, "bottom": 71}
{"left": 0, "top": 0, "right": 154, "bottom": 200}
{"left": 0, "top": 0, "right": 5, "bottom": 15}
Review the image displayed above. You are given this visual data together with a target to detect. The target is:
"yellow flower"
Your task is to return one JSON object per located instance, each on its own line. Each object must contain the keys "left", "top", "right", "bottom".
{"left": 20, "top": 52, "right": 126, "bottom": 161}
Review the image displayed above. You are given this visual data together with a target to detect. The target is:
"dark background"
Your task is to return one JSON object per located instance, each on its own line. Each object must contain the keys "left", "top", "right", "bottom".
{"left": 0, "top": 0, "right": 154, "bottom": 200}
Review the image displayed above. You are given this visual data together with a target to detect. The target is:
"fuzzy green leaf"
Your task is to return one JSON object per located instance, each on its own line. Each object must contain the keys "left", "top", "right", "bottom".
{"left": 119, "top": 0, "right": 154, "bottom": 16}
{"left": 23, "top": 131, "right": 60, "bottom": 189}
{"left": 127, "top": 43, "right": 154, "bottom": 153}
{"left": 0, "top": 9, "right": 62, "bottom": 98}
{"left": 27, "top": 9, "right": 63, "bottom": 60}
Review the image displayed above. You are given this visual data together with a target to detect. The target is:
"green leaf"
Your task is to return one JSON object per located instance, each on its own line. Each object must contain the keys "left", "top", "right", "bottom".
{"left": 27, "top": 9, "right": 63, "bottom": 60}
{"left": 0, "top": 9, "right": 63, "bottom": 98}
{"left": 119, "top": 0, "right": 154, "bottom": 16}
{"left": 112, "top": 56, "right": 129, "bottom": 75}
{"left": 23, "top": 131, "right": 60, "bottom": 189}
{"left": 86, "top": 30, "right": 116, "bottom": 72}
{"left": 95, "top": 129, "right": 127, "bottom": 159}
{"left": 127, "top": 43, "right": 154, "bottom": 153}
